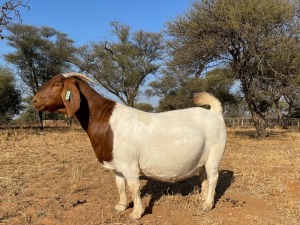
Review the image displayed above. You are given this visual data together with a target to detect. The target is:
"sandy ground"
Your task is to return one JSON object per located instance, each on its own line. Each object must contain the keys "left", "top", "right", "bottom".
{"left": 0, "top": 128, "right": 299, "bottom": 225}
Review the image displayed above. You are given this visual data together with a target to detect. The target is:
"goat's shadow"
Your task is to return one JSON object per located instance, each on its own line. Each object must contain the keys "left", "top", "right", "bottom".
{"left": 136, "top": 170, "right": 234, "bottom": 215}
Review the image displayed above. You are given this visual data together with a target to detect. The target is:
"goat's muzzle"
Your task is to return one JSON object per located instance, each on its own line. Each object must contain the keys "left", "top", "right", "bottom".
{"left": 32, "top": 96, "right": 45, "bottom": 111}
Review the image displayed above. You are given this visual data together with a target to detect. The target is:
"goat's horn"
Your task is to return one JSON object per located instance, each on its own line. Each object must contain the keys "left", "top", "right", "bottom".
{"left": 62, "top": 72, "right": 97, "bottom": 84}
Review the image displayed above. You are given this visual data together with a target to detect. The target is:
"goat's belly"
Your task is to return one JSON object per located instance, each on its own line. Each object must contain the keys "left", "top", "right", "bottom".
{"left": 140, "top": 165, "right": 202, "bottom": 183}
{"left": 139, "top": 148, "right": 205, "bottom": 183}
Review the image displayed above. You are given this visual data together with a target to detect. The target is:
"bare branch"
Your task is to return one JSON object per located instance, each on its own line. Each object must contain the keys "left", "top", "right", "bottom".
{"left": 104, "top": 41, "right": 118, "bottom": 61}
{"left": 0, "top": 0, "right": 30, "bottom": 39}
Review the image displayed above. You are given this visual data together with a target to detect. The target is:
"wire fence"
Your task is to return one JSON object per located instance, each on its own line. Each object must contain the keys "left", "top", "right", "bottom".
{"left": 0, "top": 120, "right": 77, "bottom": 130}
{"left": 1, "top": 118, "right": 300, "bottom": 130}
{"left": 225, "top": 118, "right": 300, "bottom": 128}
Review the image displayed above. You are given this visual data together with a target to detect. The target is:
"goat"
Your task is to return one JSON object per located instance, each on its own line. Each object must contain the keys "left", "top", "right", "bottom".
{"left": 32, "top": 72, "right": 226, "bottom": 220}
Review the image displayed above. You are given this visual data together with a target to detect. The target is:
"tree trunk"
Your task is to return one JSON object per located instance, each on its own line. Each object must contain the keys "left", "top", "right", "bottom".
{"left": 273, "top": 98, "right": 287, "bottom": 128}
{"left": 239, "top": 78, "right": 269, "bottom": 138}
{"left": 284, "top": 95, "right": 296, "bottom": 128}
{"left": 38, "top": 111, "right": 43, "bottom": 130}
{"left": 286, "top": 105, "right": 293, "bottom": 127}
{"left": 129, "top": 100, "right": 135, "bottom": 108}
{"left": 127, "top": 96, "right": 135, "bottom": 108}
{"left": 68, "top": 117, "right": 73, "bottom": 127}
{"left": 252, "top": 112, "right": 267, "bottom": 138}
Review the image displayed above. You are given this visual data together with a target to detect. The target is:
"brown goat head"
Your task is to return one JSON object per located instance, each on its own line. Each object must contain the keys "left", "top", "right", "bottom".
{"left": 33, "top": 74, "right": 81, "bottom": 118}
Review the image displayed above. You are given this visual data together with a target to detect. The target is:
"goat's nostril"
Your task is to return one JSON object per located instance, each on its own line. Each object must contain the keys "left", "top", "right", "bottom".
{"left": 32, "top": 97, "right": 38, "bottom": 104}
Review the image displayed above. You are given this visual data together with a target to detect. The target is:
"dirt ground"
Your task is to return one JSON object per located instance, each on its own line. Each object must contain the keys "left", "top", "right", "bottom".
{"left": 0, "top": 128, "right": 299, "bottom": 225}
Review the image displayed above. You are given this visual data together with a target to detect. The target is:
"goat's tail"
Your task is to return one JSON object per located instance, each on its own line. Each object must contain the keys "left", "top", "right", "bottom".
{"left": 193, "top": 92, "right": 223, "bottom": 113}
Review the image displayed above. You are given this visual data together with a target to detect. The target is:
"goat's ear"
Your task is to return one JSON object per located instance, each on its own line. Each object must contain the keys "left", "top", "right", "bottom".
{"left": 61, "top": 79, "right": 81, "bottom": 118}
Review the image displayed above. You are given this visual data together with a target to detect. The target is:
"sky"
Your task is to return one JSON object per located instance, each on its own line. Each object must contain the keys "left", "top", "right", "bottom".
{"left": 1, "top": 0, "right": 193, "bottom": 55}
{"left": 0, "top": 0, "right": 193, "bottom": 105}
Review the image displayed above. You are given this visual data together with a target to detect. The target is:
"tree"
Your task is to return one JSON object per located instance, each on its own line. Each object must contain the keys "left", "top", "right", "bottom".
{"left": 148, "top": 66, "right": 235, "bottom": 112}
{"left": 147, "top": 63, "right": 207, "bottom": 111}
{"left": 205, "top": 68, "right": 236, "bottom": 105}
{"left": 165, "top": 0, "right": 300, "bottom": 137}
{"left": 134, "top": 103, "right": 154, "bottom": 112}
{"left": 283, "top": 74, "right": 300, "bottom": 123}
{"left": 75, "top": 21, "right": 164, "bottom": 107}
{"left": 4, "top": 24, "right": 75, "bottom": 128}
{"left": 0, "top": 0, "right": 29, "bottom": 39}
{"left": 0, "top": 67, "right": 22, "bottom": 123}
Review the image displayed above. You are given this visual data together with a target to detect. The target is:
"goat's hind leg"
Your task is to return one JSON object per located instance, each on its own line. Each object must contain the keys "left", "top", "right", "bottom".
{"left": 199, "top": 166, "right": 208, "bottom": 201}
{"left": 114, "top": 173, "right": 128, "bottom": 212}
{"left": 202, "top": 165, "right": 218, "bottom": 211}
{"left": 202, "top": 156, "right": 221, "bottom": 211}
{"left": 201, "top": 143, "right": 224, "bottom": 211}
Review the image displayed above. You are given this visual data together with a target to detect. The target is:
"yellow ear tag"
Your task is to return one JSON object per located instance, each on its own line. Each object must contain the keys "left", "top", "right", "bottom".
{"left": 65, "top": 91, "right": 71, "bottom": 101}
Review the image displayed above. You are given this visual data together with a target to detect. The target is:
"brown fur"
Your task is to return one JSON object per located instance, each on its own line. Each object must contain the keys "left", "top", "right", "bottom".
{"left": 33, "top": 74, "right": 116, "bottom": 163}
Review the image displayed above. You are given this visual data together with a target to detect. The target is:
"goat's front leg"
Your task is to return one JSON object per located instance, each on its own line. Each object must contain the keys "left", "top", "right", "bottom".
{"left": 114, "top": 173, "right": 128, "bottom": 212}
{"left": 127, "top": 178, "right": 144, "bottom": 220}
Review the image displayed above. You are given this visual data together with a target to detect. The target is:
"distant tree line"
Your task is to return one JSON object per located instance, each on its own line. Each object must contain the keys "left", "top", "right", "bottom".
{"left": 0, "top": 0, "right": 300, "bottom": 137}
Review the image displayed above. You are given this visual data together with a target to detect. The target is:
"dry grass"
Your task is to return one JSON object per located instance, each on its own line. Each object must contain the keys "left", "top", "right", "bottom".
{"left": 0, "top": 128, "right": 299, "bottom": 225}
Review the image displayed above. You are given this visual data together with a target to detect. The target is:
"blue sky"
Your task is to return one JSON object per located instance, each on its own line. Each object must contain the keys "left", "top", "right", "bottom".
{"left": 1, "top": 0, "right": 192, "bottom": 55}
{"left": 0, "top": 0, "right": 193, "bottom": 105}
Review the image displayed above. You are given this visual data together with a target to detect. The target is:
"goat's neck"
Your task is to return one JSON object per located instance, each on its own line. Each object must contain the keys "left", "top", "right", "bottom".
{"left": 75, "top": 82, "right": 116, "bottom": 132}
{"left": 74, "top": 82, "right": 115, "bottom": 163}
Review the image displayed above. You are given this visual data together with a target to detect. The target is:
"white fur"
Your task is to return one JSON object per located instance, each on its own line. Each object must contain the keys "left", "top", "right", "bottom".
{"left": 105, "top": 93, "right": 226, "bottom": 219}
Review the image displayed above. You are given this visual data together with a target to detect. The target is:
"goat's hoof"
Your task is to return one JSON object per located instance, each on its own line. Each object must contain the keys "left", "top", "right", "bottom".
{"left": 129, "top": 210, "right": 143, "bottom": 220}
{"left": 114, "top": 204, "right": 127, "bottom": 212}
{"left": 202, "top": 202, "right": 213, "bottom": 212}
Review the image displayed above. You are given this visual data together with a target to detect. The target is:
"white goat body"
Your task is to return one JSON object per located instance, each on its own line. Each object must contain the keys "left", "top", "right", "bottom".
{"left": 107, "top": 104, "right": 226, "bottom": 183}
